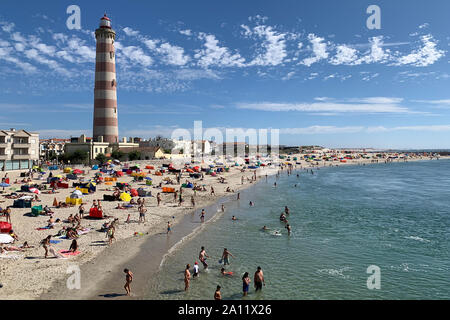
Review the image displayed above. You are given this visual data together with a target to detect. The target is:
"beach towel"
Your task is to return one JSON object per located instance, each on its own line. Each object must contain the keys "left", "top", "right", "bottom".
{"left": 36, "top": 226, "right": 50, "bottom": 230}
{"left": 58, "top": 250, "right": 81, "bottom": 256}
{"left": 0, "top": 253, "right": 22, "bottom": 260}
{"left": 77, "top": 228, "right": 90, "bottom": 235}
{"left": 50, "top": 240, "right": 61, "bottom": 244}
{"left": 49, "top": 247, "right": 67, "bottom": 259}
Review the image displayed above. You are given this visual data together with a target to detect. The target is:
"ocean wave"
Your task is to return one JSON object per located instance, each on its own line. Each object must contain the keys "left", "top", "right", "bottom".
{"left": 404, "top": 236, "right": 431, "bottom": 243}
{"left": 317, "top": 267, "right": 351, "bottom": 279}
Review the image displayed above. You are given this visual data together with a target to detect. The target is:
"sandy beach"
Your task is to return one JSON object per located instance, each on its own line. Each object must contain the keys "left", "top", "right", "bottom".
{"left": 0, "top": 153, "right": 446, "bottom": 300}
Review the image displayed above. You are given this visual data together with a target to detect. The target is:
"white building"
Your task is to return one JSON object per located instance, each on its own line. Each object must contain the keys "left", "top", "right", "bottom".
{"left": 0, "top": 129, "right": 39, "bottom": 171}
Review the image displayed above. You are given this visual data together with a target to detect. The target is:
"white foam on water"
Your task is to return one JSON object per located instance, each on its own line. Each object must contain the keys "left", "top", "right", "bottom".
{"left": 317, "top": 267, "right": 351, "bottom": 279}
{"left": 405, "top": 236, "right": 430, "bottom": 243}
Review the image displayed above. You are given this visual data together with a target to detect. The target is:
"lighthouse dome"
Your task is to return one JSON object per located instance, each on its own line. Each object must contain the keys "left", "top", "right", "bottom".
{"left": 99, "top": 14, "right": 111, "bottom": 29}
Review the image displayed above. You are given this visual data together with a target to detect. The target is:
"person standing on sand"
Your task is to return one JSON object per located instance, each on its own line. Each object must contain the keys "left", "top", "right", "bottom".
{"left": 211, "top": 186, "right": 215, "bottom": 196}
{"left": 242, "top": 272, "right": 251, "bottom": 297}
{"left": 124, "top": 269, "right": 133, "bottom": 296}
{"left": 167, "top": 221, "right": 172, "bottom": 234}
{"left": 237, "top": 193, "right": 240, "bottom": 200}
{"left": 157, "top": 193, "right": 161, "bottom": 206}
{"left": 191, "top": 196, "right": 195, "bottom": 207}
{"left": 199, "top": 246, "right": 209, "bottom": 269}
{"left": 254, "top": 266, "right": 265, "bottom": 292}
{"left": 214, "top": 285, "right": 222, "bottom": 300}
{"left": 40, "top": 235, "right": 51, "bottom": 258}
{"left": 174, "top": 191, "right": 178, "bottom": 203}
{"left": 138, "top": 205, "right": 147, "bottom": 224}
{"left": 184, "top": 264, "right": 191, "bottom": 291}
{"left": 221, "top": 204, "right": 225, "bottom": 212}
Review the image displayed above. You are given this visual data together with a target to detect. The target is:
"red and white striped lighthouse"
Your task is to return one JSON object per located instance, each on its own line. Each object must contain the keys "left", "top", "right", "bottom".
{"left": 93, "top": 14, "right": 118, "bottom": 144}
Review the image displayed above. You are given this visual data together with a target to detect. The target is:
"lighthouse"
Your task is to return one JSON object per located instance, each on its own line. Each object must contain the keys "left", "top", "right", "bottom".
{"left": 93, "top": 14, "right": 118, "bottom": 144}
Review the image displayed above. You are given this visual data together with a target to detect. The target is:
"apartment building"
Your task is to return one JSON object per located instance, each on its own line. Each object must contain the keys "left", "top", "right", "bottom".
{"left": 0, "top": 129, "right": 39, "bottom": 171}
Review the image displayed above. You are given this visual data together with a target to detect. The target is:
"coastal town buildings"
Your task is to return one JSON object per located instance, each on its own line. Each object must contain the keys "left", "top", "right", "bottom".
{"left": 0, "top": 128, "right": 39, "bottom": 171}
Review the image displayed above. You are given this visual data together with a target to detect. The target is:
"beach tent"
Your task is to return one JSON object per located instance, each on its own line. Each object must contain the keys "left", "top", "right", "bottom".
{"left": 89, "top": 207, "right": 103, "bottom": 219}
{"left": 63, "top": 167, "right": 72, "bottom": 173}
{"left": 0, "top": 222, "right": 12, "bottom": 234}
{"left": 120, "top": 192, "right": 132, "bottom": 202}
{"left": 137, "top": 188, "right": 151, "bottom": 197}
{"left": 0, "top": 233, "right": 14, "bottom": 244}
{"left": 73, "top": 169, "right": 83, "bottom": 175}
{"left": 92, "top": 165, "right": 99, "bottom": 170}
{"left": 48, "top": 165, "right": 58, "bottom": 170}
{"left": 70, "top": 190, "right": 83, "bottom": 199}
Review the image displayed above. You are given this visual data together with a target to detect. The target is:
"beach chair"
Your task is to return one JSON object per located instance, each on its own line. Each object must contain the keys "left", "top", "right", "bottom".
{"left": 31, "top": 205, "right": 43, "bottom": 216}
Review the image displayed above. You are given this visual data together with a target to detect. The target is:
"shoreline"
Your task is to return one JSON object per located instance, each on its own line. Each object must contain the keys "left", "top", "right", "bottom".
{"left": 39, "top": 156, "right": 448, "bottom": 300}
{"left": 38, "top": 166, "right": 278, "bottom": 300}
{"left": 0, "top": 155, "right": 446, "bottom": 300}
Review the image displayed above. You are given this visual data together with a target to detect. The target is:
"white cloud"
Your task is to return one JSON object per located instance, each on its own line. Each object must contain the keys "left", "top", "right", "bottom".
{"left": 281, "top": 126, "right": 364, "bottom": 134}
{"left": 247, "top": 25, "right": 287, "bottom": 66}
{"left": 355, "top": 36, "right": 391, "bottom": 64}
{"left": 122, "top": 27, "right": 140, "bottom": 37}
{"left": 395, "top": 34, "right": 445, "bottom": 67}
{"left": 236, "top": 98, "right": 412, "bottom": 114}
{"left": 300, "top": 34, "right": 329, "bottom": 66}
{"left": 157, "top": 42, "right": 190, "bottom": 66}
{"left": 118, "top": 45, "right": 153, "bottom": 67}
{"left": 195, "top": 33, "right": 245, "bottom": 68}
{"left": 329, "top": 45, "right": 359, "bottom": 65}
{"left": 179, "top": 29, "right": 192, "bottom": 36}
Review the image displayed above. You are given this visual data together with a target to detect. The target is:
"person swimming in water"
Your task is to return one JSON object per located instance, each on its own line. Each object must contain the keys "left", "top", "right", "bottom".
{"left": 232, "top": 216, "right": 237, "bottom": 221}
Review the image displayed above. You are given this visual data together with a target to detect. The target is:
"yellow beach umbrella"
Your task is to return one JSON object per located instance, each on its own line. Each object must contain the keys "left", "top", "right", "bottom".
{"left": 120, "top": 192, "right": 131, "bottom": 202}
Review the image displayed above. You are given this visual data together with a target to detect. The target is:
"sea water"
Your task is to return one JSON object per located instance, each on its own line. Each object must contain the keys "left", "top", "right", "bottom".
{"left": 145, "top": 160, "right": 450, "bottom": 299}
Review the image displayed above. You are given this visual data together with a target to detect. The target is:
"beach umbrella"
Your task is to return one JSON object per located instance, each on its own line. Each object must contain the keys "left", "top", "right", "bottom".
{"left": 145, "top": 177, "right": 152, "bottom": 180}
{"left": 120, "top": 192, "right": 131, "bottom": 202}
{"left": 29, "top": 188, "right": 40, "bottom": 194}
{"left": 0, "top": 234, "right": 14, "bottom": 244}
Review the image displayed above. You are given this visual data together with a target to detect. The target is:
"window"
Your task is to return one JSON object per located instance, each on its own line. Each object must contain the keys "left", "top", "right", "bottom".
{"left": 95, "top": 148, "right": 98, "bottom": 153}
{"left": 114, "top": 108, "right": 117, "bottom": 114}
{"left": 111, "top": 79, "right": 115, "bottom": 87}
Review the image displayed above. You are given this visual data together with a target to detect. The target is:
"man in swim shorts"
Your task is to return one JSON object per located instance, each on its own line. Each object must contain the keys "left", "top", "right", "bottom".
{"left": 221, "top": 248, "right": 234, "bottom": 266}
{"left": 199, "top": 246, "right": 209, "bottom": 269}
{"left": 254, "top": 266, "right": 265, "bottom": 292}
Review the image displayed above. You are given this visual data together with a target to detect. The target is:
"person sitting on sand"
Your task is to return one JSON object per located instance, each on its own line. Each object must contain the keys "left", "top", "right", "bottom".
{"left": 66, "top": 228, "right": 78, "bottom": 240}
{"left": 43, "top": 205, "right": 54, "bottom": 215}
{"left": 47, "top": 217, "right": 56, "bottom": 229}
{"left": 130, "top": 198, "right": 137, "bottom": 205}
{"left": 91, "top": 200, "right": 97, "bottom": 209}
{"left": 20, "top": 241, "right": 33, "bottom": 249}
{"left": 67, "top": 214, "right": 74, "bottom": 224}
{"left": 9, "top": 230, "right": 18, "bottom": 242}
{"left": 69, "top": 239, "right": 78, "bottom": 253}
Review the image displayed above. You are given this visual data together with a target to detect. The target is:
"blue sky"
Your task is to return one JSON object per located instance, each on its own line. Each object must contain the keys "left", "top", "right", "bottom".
{"left": 0, "top": 0, "right": 450, "bottom": 148}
